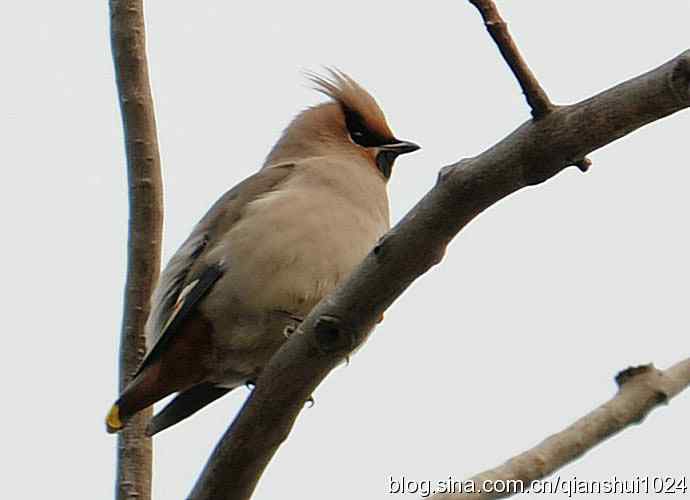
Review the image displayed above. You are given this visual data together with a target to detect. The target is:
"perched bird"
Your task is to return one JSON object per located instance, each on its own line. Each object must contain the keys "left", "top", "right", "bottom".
{"left": 106, "top": 70, "right": 419, "bottom": 436}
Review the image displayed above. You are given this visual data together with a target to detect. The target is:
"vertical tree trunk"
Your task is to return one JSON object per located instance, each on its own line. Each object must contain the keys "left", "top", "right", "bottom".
{"left": 109, "top": 1, "right": 163, "bottom": 499}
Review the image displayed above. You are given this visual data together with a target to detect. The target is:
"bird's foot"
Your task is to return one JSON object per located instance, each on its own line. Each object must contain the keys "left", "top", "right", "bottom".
{"left": 277, "top": 310, "right": 304, "bottom": 338}
{"left": 283, "top": 324, "right": 297, "bottom": 338}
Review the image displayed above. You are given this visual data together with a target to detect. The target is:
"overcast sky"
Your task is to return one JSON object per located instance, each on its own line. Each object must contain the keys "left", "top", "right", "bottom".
{"left": 3, "top": 1, "right": 689, "bottom": 499}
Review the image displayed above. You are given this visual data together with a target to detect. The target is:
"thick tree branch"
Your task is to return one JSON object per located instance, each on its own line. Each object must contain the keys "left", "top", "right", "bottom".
{"left": 468, "top": 0, "right": 554, "bottom": 119}
{"left": 433, "top": 360, "right": 690, "bottom": 499}
{"left": 187, "top": 49, "right": 690, "bottom": 500}
{"left": 110, "top": 1, "right": 163, "bottom": 499}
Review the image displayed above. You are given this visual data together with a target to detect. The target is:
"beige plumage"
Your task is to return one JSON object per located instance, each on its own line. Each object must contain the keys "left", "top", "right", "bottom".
{"left": 106, "top": 70, "right": 419, "bottom": 435}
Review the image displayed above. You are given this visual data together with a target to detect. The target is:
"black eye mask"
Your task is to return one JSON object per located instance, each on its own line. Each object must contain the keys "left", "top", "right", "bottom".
{"left": 343, "top": 108, "right": 390, "bottom": 148}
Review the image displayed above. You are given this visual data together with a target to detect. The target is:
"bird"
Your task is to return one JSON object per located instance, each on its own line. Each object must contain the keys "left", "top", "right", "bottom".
{"left": 105, "top": 70, "right": 419, "bottom": 436}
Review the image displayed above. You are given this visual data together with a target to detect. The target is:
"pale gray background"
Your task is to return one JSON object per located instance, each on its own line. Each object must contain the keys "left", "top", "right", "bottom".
{"left": 3, "top": 1, "right": 688, "bottom": 498}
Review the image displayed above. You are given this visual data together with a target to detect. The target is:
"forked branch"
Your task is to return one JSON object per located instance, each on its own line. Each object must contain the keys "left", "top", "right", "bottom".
{"left": 187, "top": 28, "right": 690, "bottom": 500}
{"left": 468, "top": 0, "right": 553, "bottom": 118}
{"left": 467, "top": 1, "right": 592, "bottom": 171}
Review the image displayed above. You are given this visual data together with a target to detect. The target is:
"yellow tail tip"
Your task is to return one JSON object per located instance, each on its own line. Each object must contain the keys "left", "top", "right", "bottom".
{"left": 106, "top": 404, "right": 123, "bottom": 433}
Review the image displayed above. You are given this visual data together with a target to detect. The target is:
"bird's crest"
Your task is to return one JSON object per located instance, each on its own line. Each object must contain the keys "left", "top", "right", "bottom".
{"left": 306, "top": 69, "right": 394, "bottom": 142}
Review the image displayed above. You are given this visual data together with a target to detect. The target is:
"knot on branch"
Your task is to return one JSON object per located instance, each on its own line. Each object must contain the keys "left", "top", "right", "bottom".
{"left": 373, "top": 233, "right": 393, "bottom": 259}
{"left": 571, "top": 157, "right": 592, "bottom": 173}
{"left": 437, "top": 159, "right": 471, "bottom": 185}
{"left": 314, "top": 315, "right": 352, "bottom": 354}
{"left": 615, "top": 364, "right": 669, "bottom": 408}
{"left": 615, "top": 364, "right": 654, "bottom": 387}
{"left": 437, "top": 165, "right": 455, "bottom": 184}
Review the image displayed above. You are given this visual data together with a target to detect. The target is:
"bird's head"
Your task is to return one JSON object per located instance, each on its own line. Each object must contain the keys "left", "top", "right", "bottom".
{"left": 263, "top": 70, "right": 419, "bottom": 179}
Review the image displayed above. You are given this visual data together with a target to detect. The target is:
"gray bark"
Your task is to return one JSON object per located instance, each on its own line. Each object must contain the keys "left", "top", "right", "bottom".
{"left": 110, "top": 1, "right": 164, "bottom": 499}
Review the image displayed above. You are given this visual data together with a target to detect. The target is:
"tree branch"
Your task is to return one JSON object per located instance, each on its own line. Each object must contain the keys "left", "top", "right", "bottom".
{"left": 110, "top": 1, "right": 163, "bottom": 499}
{"left": 468, "top": 0, "right": 591, "bottom": 172}
{"left": 433, "top": 359, "right": 690, "bottom": 499}
{"left": 187, "top": 46, "right": 690, "bottom": 500}
{"left": 468, "top": 0, "right": 554, "bottom": 119}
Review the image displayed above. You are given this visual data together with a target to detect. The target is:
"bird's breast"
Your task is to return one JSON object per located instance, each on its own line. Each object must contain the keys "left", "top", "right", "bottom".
{"left": 223, "top": 179, "right": 388, "bottom": 315}
{"left": 238, "top": 192, "right": 387, "bottom": 314}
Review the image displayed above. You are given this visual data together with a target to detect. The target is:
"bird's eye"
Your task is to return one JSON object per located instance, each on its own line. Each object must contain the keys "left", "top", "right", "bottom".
{"left": 344, "top": 108, "right": 385, "bottom": 148}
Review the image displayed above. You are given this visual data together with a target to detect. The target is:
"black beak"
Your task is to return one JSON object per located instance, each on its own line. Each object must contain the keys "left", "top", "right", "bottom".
{"left": 380, "top": 140, "right": 421, "bottom": 156}
{"left": 375, "top": 140, "right": 420, "bottom": 179}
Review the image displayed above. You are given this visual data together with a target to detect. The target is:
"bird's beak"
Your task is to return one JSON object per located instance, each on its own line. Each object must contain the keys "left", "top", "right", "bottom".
{"left": 375, "top": 139, "right": 420, "bottom": 178}
{"left": 380, "top": 140, "right": 421, "bottom": 156}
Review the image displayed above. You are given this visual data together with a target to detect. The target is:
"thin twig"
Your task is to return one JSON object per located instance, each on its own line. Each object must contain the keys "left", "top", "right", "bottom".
{"left": 468, "top": 0, "right": 554, "bottom": 119}
{"left": 187, "top": 51, "right": 690, "bottom": 500}
{"left": 469, "top": 2, "right": 592, "bottom": 169}
{"left": 110, "top": 1, "right": 164, "bottom": 499}
{"left": 433, "top": 360, "right": 690, "bottom": 499}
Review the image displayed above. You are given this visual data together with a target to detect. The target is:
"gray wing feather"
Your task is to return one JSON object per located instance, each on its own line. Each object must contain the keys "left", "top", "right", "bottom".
{"left": 144, "top": 231, "right": 209, "bottom": 351}
{"left": 143, "top": 163, "right": 296, "bottom": 356}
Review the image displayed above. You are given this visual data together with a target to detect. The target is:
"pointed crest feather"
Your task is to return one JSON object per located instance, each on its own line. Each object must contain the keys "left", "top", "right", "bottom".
{"left": 305, "top": 68, "right": 393, "bottom": 139}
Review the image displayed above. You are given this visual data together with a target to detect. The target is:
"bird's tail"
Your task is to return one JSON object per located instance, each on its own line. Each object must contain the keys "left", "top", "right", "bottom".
{"left": 105, "top": 362, "right": 175, "bottom": 433}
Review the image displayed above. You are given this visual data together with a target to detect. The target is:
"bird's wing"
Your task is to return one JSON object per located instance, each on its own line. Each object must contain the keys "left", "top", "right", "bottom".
{"left": 135, "top": 163, "right": 296, "bottom": 376}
